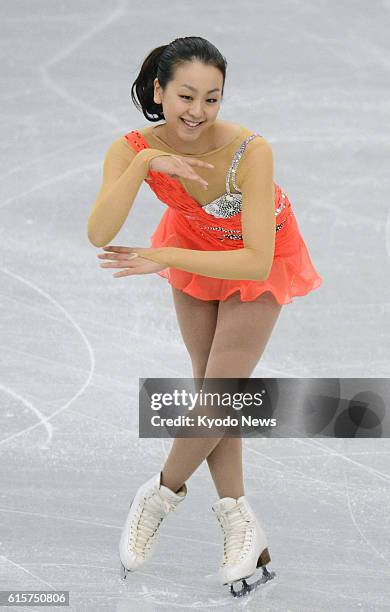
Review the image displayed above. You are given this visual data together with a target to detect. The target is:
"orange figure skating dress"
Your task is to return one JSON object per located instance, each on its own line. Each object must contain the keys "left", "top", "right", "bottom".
{"left": 124, "top": 128, "right": 322, "bottom": 304}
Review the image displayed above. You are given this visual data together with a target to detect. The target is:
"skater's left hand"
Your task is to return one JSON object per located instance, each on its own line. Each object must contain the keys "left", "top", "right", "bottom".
{"left": 97, "top": 245, "right": 167, "bottom": 277}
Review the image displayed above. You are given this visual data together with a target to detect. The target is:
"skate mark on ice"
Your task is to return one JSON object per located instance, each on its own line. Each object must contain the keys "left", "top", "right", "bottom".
{"left": 246, "top": 444, "right": 343, "bottom": 492}
{"left": 0, "top": 383, "right": 52, "bottom": 443}
{"left": 296, "top": 438, "right": 390, "bottom": 484}
{"left": 66, "top": 409, "right": 138, "bottom": 437}
{"left": 38, "top": 0, "right": 127, "bottom": 128}
{"left": 0, "top": 507, "right": 119, "bottom": 530}
{"left": 2, "top": 338, "right": 130, "bottom": 399}
{"left": 0, "top": 131, "right": 114, "bottom": 182}
{"left": 246, "top": 445, "right": 286, "bottom": 467}
{"left": 122, "top": 569, "right": 224, "bottom": 604}
{"left": 0, "top": 269, "right": 95, "bottom": 447}
{"left": 246, "top": 446, "right": 343, "bottom": 491}
{"left": 342, "top": 464, "right": 390, "bottom": 566}
{"left": 246, "top": 447, "right": 385, "bottom": 495}
{"left": 0, "top": 555, "right": 78, "bottom": 612}
{"left": 0, "top": 507, "right": 219, "bottom": 547}
{"left": 0, "top": 163, "right": 101, "bottom": 210}
{"left": 0, "top": 289, "right": 157, "bottom": 394}
{"left": 159, "top": 532, "right": 219, "bottom": 547}
{"left": 311, "top": 191, "right": 381, "bottom": 229}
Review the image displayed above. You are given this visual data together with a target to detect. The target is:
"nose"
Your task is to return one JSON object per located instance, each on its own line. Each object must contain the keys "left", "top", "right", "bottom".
{"left": 188, "top": 101, "right": 204, "bottom": 121}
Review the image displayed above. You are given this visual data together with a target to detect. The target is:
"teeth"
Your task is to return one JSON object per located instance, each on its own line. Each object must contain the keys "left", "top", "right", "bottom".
{"left": 182, "top": 119, "right": 201, "bottom": 127}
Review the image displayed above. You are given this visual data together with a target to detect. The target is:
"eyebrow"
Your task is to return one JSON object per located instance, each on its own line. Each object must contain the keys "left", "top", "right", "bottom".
{"left": 180, "top": 84, "right": 221, "bottom": 93}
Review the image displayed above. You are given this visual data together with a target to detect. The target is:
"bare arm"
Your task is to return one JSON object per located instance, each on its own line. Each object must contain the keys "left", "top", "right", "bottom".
{"left": 87, "top": 137, "right": 172, "bottom": 247}
{"left": 138, "top": 138, "right": 276, "bottom": 281}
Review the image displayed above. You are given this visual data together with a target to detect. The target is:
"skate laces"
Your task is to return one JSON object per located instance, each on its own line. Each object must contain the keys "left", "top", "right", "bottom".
{"left": 217, "top": 504, "right": 254, "bottom": 566}
{"left": 129, "top": 490, "right": 178, "bottom": 558}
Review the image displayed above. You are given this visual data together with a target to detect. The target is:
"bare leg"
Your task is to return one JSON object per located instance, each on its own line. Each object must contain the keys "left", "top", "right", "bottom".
{"left": 205, "top": 438, "right": 244, "bottom": 499}
{"left": 161, "top": 289, "right": 221, "bottom": 493}
{"left": 205, "top": 290, "right": 282, "bottom": 498}
{"left": 161, "top": 288, "right": 282, "bottom": 497}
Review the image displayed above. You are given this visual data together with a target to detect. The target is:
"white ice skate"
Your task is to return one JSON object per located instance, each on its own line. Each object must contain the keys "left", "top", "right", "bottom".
{"left": 119, "top": 472, "right": 187, "bottom": 579}
{"left": 212, "top": 496, "right": 276, "bottom": 597}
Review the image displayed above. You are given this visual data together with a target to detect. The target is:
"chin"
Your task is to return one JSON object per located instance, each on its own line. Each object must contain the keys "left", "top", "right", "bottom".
{"left": 178, "top": 119, "right": 215, "bottom": 134}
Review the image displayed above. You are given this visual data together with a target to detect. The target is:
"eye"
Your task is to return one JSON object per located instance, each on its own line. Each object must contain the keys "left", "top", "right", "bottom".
{"left": 179, "top": 95, "right": 218, "bottom": 103}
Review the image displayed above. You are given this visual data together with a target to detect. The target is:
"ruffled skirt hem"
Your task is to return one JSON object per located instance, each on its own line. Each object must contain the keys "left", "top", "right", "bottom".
{"left": 153, "top": 262, "right": 323, "bottom": 305}
{"left": 150, "top": 208, "right": 323, "bottom": 305}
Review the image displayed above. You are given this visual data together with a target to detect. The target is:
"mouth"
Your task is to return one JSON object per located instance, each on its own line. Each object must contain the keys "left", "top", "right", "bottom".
{"left": 180, "top": 118, "right": 205, "bottom": 129}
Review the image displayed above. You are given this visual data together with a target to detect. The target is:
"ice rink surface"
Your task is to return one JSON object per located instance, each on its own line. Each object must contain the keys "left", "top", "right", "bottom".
{"left": 1, "top": 0, "right": 390, "bottom": 610}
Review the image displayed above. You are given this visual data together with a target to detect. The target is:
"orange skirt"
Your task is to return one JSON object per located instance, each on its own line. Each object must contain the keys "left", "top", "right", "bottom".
{"left": 150, "top": 199, "right": 323, "bottom": 305}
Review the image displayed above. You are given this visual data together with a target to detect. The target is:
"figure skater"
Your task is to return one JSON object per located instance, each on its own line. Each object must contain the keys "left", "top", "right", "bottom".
{"left": 87, "top": 36, "right": 322, "bottom": 597}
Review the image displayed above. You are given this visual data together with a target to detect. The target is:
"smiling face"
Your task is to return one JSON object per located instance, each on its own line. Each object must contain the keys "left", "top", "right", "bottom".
{"left": 153, "top": 60, "right": 224, "bottom": 147}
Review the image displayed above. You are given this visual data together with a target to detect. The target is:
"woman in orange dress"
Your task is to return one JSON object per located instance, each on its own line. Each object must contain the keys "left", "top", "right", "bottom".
{"left": 88, "top": 36, "right": 322, "bottom": 596}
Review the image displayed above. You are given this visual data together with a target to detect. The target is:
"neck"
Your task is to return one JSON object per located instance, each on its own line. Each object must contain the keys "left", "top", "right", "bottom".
{"left": 154, "top": 121, "right": 218, "bottom": 155}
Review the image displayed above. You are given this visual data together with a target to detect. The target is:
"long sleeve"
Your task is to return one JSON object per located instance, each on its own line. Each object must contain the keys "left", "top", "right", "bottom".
{"left": 87, "top": 137, "right": 173, "bottom": 247}
{"left": 139, "top": 138, "right": 276, "bottom": 281}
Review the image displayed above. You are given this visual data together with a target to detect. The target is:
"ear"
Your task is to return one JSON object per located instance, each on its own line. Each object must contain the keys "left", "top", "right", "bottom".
{"left": 153, "top": 78, "right": 162, "bottom": 105}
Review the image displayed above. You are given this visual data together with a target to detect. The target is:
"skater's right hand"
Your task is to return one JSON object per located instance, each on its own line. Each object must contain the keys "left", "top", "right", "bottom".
{"left": 149, "top": 155, "right": 214, "bottom": 190}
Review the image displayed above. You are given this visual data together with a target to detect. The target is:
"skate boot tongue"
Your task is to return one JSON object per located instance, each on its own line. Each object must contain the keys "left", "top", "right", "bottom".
{"left": 159, "top": 482, "right": 187, "bottom": 500}
{"left": 212, "top": 497, "right": 238, "bottom": 513}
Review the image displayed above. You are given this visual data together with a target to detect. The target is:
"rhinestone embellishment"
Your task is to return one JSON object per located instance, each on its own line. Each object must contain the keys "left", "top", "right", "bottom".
{"left": 200, "top": 208, "right": 291, "bottom": 241}
{"left": 201, "top": 133, "right": 286, "bottom": 221}
{"left": 199, "top": 132, "right": 290, "bottom": 241}
{"left": 200, "top": 226, "right": 244, "bottom": 240}
{"left": 202, "top": 193, "right": 242, "bottom": 218}
{"left": 202, "top": 133, "right": 262, "bottom": 219}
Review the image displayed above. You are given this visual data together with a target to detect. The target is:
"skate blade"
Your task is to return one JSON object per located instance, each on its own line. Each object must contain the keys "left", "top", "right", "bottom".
{"left": 120, "top": 562, "right": 132, "bottom": 580}
{"left": 229, "top": 566, "right": 276, "bottom": 598}
{"left": 120, "top": 496, "right": 135, "bottom": 581}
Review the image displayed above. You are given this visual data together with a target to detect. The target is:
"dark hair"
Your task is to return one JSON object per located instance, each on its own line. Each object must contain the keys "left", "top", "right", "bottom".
{"left": 130, "top": 36, "right": 227, "bottom": 122}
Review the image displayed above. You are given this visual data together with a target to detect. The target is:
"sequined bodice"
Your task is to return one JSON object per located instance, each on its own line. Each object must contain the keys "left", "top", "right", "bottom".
{"left": 198, "top": 133, "right": 288, "bottom": 237}
{"left": 200, "top": 133, "right": 259, "bottom": 218}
